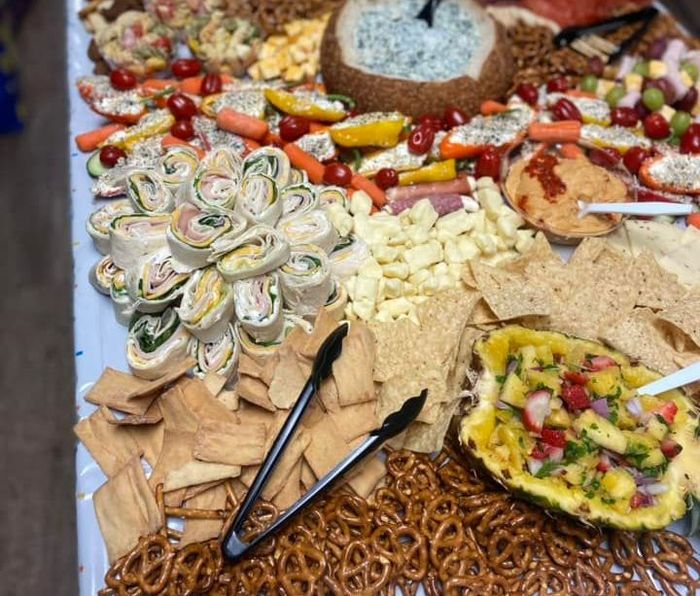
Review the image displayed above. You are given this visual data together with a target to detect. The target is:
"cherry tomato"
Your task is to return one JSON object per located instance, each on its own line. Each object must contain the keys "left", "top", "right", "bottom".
{"left": 610, "top": 107, "right": 638, "bottom": 128}
{"left": 552, "top": 97, "right": 583, "bottom": 122}
{"left": 167, "top": 92, "right": 198, "bottom": 120}
{"left": 323, "top": 162, "right": 352, "bottom": 187}
{"left": 417, "top": 114, "right": 444, "bottom": 132}
{"left": 99, "top": 145, "right": 127, "bottom": 168}
{"left": 407, "top": 124, "right": 435, "bottom": 155}
{"left": 152, "top": 36, "right": 172, "bottom": 53}
{"left": 588, "top": 56, "right": 605, "bottom": 77}
{"left": 546, "top": 76, "right": 569, "bottom": 93}
{"left": 171, "top": 58, "right": 202, "bottom": 79}
{"left": 623, "top": 146, "right": 650, "bottom": 175}
{"left": 680, "top": 123, "right": 700, "bottom": 154}
{"left": 516, "top": 82, "right": 539, "bottom": 106}
{"left": 475, "top": 146, "right": 501, "bottom": 180}
{"left": 674, "top": 87, "right": 699, "bottom": 112}
{"left": 442, "top": 105, "right": 468, "bottom": 129}
{"left": 171, "top": 119, "right": 194, "bottom": 141}
{"left": 200, "top": 73, "right": 222, "bottom": 96}
{"left": 279, "top": 116, "right": 310, "bottom": 142}
{"left": 109, "top": 68, "right": 137, "bottom": 91}
{"left": 643, "top": 113, "right": 670, "bottom": 139}
{"left": 588, "top": 147, "right": 622, "bottom": 169}
{"left": 375, "top": 168, "right": 399, "bottom": 190}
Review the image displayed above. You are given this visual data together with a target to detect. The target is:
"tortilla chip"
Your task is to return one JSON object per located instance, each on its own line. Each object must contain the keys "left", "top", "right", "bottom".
{"left": 203, "top": 372, "right": 227, "bottom": 397}
{"left": 85, "top": 368, "right": 154, "bottom": 416}
{"left": 194, "top": 419, "right": 267, "bottom": 466}
{"left": 402, "top": 400, "right": 460, "bottom": 454}
{"left": 658, "top": 291, "right": 700, "bottom": 349}
{"left": 125, "top": 357, "right": 196, "bottom": 400}
{"left": 93, "top": 457, "right": 161, "bottom": 562}
{"left": 127, "top": 423, "right": 164, "bottom": 468}
{"left": 299, "top": 308, "right": 338, "bottom": 359}
{"left": 333, "top": 323, "right": 376, "bottom": 406}
{"left": 236, "top": 375, "right": 276, "bottom": 411}
{"left": 346, "top": 456, "right": 386, "bottom": 498}
{"left": 179, "top": 484, "right": 228, "bottom": 546}
{"left": 261, "top": 430, "right": 311, "bottom": 500}
{"left": 217, "top": 390, "right": 239, "bottom": 411}
{"left": 268, "top": 344, "right": 308, "bottom": 409}
{"left": 74, "top": 407, "right": 141, "bottom": 476}
{"left": 330, "top": 401, "right": 379, "bottom": 442}
{"left": 470, "top": 261, "right": 550, "bottom": 320}
{"left": 164, "top": 461, "right": 240, "bottom": 492}
{"left": 103, "top": 401, "right": 163, "bottom": 426}
{"left": 272, "top": 459, "right": 302, "bottom": 510}
{"left": 303, "top": 417, "right": 351, "bottom": 478}
{"left": 633, "top": 251, "right": 687, "bottom": 311}
{"left": 369, "top": 317, "right": 420, "bottom": 383}
{"left": 468, "top": 299, "right": 500, "bottom": 325}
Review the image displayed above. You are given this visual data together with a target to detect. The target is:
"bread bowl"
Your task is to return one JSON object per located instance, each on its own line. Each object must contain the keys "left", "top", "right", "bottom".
{"left": 320, "top": 0, "right": 515, "bottom": 118}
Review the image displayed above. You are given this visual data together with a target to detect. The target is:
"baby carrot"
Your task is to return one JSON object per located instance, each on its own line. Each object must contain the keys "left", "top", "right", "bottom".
{"left": 687, "top": 212, "right": 700, "bottom": 229}
{"left": 216, "top": 108, "right": 269, "bottom": 140}
{"left": 560, "top": 143, "right": 584, "bottom": 159}
{"left": 283, "top": 143, "right": 325, "bottom": 184}
{"left": 528, "top": 121, "right": 582, "bottom": 143}
{"left": 75, "top": 123, "right": 125, "bottom": 152}
{"left": 480, "top": 100, "right": 510, "bottom": 116}
{"left": 351, "top": 173, "right": 386, "bottom": 209}
{"left": 179, "top": 76, "right": 203, "bottom": 95}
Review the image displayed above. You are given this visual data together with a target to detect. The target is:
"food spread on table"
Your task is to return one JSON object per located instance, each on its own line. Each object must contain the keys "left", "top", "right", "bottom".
{"left": 71, "top": 0, "right": 700, "bottom": 593}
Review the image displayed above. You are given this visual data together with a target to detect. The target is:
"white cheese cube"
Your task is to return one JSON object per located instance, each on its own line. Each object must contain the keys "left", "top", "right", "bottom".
{"left": 475, "top": 176, "right": 494, "bottom": 189}
{"left": 648, "top": 60, "right": 667, "bottom": 79}
{"left": 411, "top": 295, "right": 429, "bottom": 305}
{"left": 477, "top": 188, "right": 504, "bottom": 219}
{"left": 496, "top": 214, "right": 519, "bottom": 240}
{"left": 474, "top": 232, "right": 498, "bottom": 255}
{"left": 354, "top": 276, "right": 379, "bottom": 305}
{"left": 462, "top": 196, "right": 480, "bottom": 212}
{"left": 402, "top": 281, "right": 417, "bottom": 296}
{"left": 409, "top": 269, "right": 430, "bottom": 286}
{"left": 447, "top": 263, "right": 463, "bottom": 280}
{"left": 353, "top": 302, "right": 375, "bottom": 321}
{"left": 443, "top": 239, "right": 466, "bottom": 264}
{"left": 436, "top": 274, "right": 455, "bottom": 291}
{"left": 371, "top": 243, "right": 399, "bottom": 264}
{"left": 408, "top": 199, "right": 439, "bottom": 229}
{"left": 596, "top": 79, "right": 615, "bottom": 99}
{"left": 457, "top": 236, "right": 480, "bottom": 261}
{"left": 404, "top": 240, "right": 442, "bottom": 273}
{"left": 435, "top": 210, "right": 474, "bottom": 237}
{"left": 383, "top": 278, "right": 403, "bottom": 300}
{"left": 421, "top": 275, "right": 440, "bottom": 295}
{"left": 382, "top": 262, "right": 409, "bottom": 279}
{"left": 680, "top": 70, "right": 694, "bottom": 88}
{"left": 406, "top": 225, "right": 431, "bottom": 246}
{"left": 659, "top": 105, "right": 676, "bottom": 122}
{"left": 325, "top": 203, "right": 353, "bottom": 237}
{"left": 515, "top": 230, "right": 536, "bottom": 253}
{"left": 378, "top": 297, "right": 412, "bottom": 317}
{"left": 432, "top": 262, "right": 449, "bottom": 276}
{"left": 407, "top": 309, "right": 420, "bottom": 326}
{"left": 358, "top": 257, "right": 383, "bottom": 279}
{"left": 350, "top": 190, "right": 373, "bottom": 216}
{"left": 624, "top": 73, "right": 643, "bottom": 92}
{"left": 467, "top": 210, "right": 487, "bottom": 234}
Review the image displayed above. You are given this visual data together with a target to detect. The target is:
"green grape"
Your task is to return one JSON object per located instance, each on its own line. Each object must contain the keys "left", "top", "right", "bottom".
{"left": 671, "top": 111, "right": 692, "bottom": 136}
{"left": 580, "top": 74, "right": 598, "bottom": 93}
{"left": 681, "top": 62, "right": 700, "bottom": 83}
{"left": 642, "top": 88, "right": 665, "bottom": 111}
{"left": 632, "top": 62, "right": 650, "bottom": 77}
{"left": 605, "top": 86, "right": 626, "bottom": 108}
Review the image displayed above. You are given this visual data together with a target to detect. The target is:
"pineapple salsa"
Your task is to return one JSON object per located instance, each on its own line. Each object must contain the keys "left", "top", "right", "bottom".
{"left": 460, "top": 326, "right": 700, "bottom": 530}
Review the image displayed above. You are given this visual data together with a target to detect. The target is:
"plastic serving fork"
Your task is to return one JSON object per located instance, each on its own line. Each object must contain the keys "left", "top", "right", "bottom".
{"left": 577, "top": 200, "right": 693, "bottom": 219}
{"left": 636, "top": 362, "right": 700, "bottom": 397}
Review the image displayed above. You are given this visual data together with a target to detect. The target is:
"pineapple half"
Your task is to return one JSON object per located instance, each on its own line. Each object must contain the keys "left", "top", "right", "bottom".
{"left": 460, "top": 325, "right": 700, "bottom": 530}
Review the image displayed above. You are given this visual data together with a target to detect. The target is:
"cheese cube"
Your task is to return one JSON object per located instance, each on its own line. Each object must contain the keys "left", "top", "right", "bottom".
{"left": 402, "top": 281, "right": 417, "bottom": 296}
{"left": 496, "top": 215, "right": 519, "bottom": 241}
{"left": 378, "top": 297, "right": 412, "bottom": 317}
{"left": 623, "top": 73, "right": 643, "bottom": 92}
{"left": 474, "top": 232, "right": 498, "bottom": 255}
{"left": 648, "top": 60, "right": 667, "bottom": 79}
{"left": 408, "top": 199, "right": 439, "bottom": 229}
{"left": 462, "top": 196, "right": 480, "bottom": 212}
{"left": 325, "top": 204, "right": 353, "bottom": 237}
{"left": 411, "top": 295, "right": 429, "bottom": 305}
{"left": 596, "top": 79, "right": 615, "bottom": 98}
{"left": 258, "top": 58, "right": 281, "bottom": 80}
{"left": 350, "top": 191, "right": 373, "bottom": 216}
{"left": 436, "top": 274, "right": 455, "bottom": 291}
{"left": 432, "top": 262, "right": 449, "bottom": 276}
{"left": 447, "top": 263, "right": 464, "bottom": 280}
{"left": 354, "top": 276, "right": 379, "bottom": 302}
{"left": 443, "top": 239, "right": 466, "bottom": 264}
{"left": 680, "top": 70, "right": 694, "bottom": 88}
{"left": 515, "top": 230, "right": 535, "bottom": 253}
{"left": 467, "top": 210, "right": 487, "bottom": 234}
{"left": 409, "top": 269, "right": 430, "bottom": 286}
{"left": 387, "top": 230, "right": 408, "bottom": 246}
{"left": 383, "top": 278, "right": 403, "bottom": 300}
{"left": 421, "top": 275, "right": 440, "bottom": 295}
{"left": 358, "top": 258, "right": 383, "bottom": 279}
{"left": 404, "top": 240, "right": 442, "bottom": 273}
{"left": 372, "top": 243, "right": 399, "bottom": 264}
{"left": 457, "top": 236, "right": 480, "bottom": 261}
{"left": 659, "top": 105, "right": 676, "bottom": 122}
{"left": 406, "top": 225, "right": 431, "bottom": 246}
{"left": 475, "top": 176, "right": 494, "bottom": 189}
{"left": 353, "top": 301, "right": 375, "bottom": 321}
{"left": 283, "top": 65, "right": 304, "bottom": 83}
{"left": 477, "top": 188, "right": 503, "bottom": 219}
{"left": 383, "top": 262, "right": 409, "bottom": 279}
{"left": 436, "top": 210, "right": 474, "bottom": 237}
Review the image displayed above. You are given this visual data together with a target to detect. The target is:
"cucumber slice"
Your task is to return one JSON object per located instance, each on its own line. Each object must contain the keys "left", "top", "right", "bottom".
{"left": 87, "top": 150, "right": 108, "bottom": 178}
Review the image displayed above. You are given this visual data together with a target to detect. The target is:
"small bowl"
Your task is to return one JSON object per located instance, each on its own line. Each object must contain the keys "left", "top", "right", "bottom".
{"left": 500, "top": 140, "right": 636, "bottom": 245}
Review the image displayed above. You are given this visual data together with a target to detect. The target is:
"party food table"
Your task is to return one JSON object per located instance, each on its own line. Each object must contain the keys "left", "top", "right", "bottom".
{"left": 70, "top": 0, "right": 700, "bottom": 593}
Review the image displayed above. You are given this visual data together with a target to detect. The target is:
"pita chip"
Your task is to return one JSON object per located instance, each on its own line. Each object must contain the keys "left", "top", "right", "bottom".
{"left": 180, "top": 377, "right": 238, "bottom": 424}
{"left": 217, "top": 389, "right": 239, "bottom": 411}
{"left": 94, "top": 457, "right": 161, "bottom": 562}
{"left": 304, "top": 417, "right": 351, "bottom": 478}
{"left": 194, "top": 419, "right": 267, "bottom": 466}
{"left": 103, "top": 400, "right": 162, "bottom": 426}
{"left": 236, "top": 375, "right": 276, "bottom": 411}
{"left": 346, "top": 456, "right": 386, "bottom": 498}
{"left": 330, "top": 401, "right": 379, "bottom": 442}
{"left": 202, "top": 372, "right": 227, "bottom": 397}
{"left": 125, "top": 357, "right": 196, "bottom": 400}
{"left": 272, "top": 460, "right": 302, "bottom": 510}
{"left": 262, "top": 430, "right": 311, "bottom": 500}
{"left": 299, "top": 308, "right": 338, "bottom": 359}
{"left": 333, "top": 322, "right": 376, "bottom": 406}
{"left": 179, "top": 484, "right": 228, "bottom": 546}
{"left": 318, "top": 377, "right": 341, "bottom": 413}
{"left": 164, "top": 461, "right": 240, "bottom": 492}
{"left": 300, "top": 458, "right": 316, "bottom": 490}
{"left": 85, "top": 368, "right": 154, "bottom": 416}
{"left": 74, "top": 407, "right": 141, "bottom": 476}
{"left": 127, "top": 423, "right": 164, "bottom": 467}
{"left": 159, "top": 383, "right": 199, "bottom": 433}
{"left": 268, "top": 344, "right": 308, "bottom": 409}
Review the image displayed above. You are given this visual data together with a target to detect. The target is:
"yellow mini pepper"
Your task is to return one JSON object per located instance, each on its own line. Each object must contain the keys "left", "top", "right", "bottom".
{"left": 330, "top": 112, "right": 406, "bottom": 148}
{"left": 103, "top": 110, "right": 175, "bottom": 151}
{"left": 264, "top": 88, "right": 347, "bottom": 122}
{"left": 398, "top": 159, "right": 457, "bottom": 186}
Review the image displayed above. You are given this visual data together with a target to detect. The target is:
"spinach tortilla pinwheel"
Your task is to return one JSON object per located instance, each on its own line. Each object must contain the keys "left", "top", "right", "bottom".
{"left": 86, "top": 199, "right": 135, "bottom": 255}
{"left": 318, "top": 185, "right": 349, "bottom": 209}
{"left": 110, "top": 269, "right": 137, "bottom": 326}
{"left": 177, "top": 267, "right": 235, "bottom": 343}
{"left": 234, "top": 173, "right": 282, "bottom": 226}
{"left": 158, "top": 145, "right": 200, "bottom": 191}
{"left": 201, "top": 145, "right": 243, "bottom": 178}
{"left": 90, "top": 255, "right": 122, "bottom": 295}
{"left": 279, "top": 244, "right": 333, "bottom": 318}
{"left": 276, "top": 209, "right": 338, "bottom": 254}
{"left": 328, "top": 234, "right": 371, "bottom": 279}
{"left": 210, "top": 224, "right": 290, "bottom": 282}
{"left": 189, "top": 322, "right": 239, "bottom": 381}
{"left": 242, "top": 146, "right": 291, "bottom": 187}
{"left": 127, "top": 307, "right": 192, "bottom": 380}
{"left": 187, "top": 165, "right": 241, "bottom": 213}
{"left": 236, "top": 313, "right": 312, "bottom": 360}
{"left": 279, "top": 182, "right": 319, "bottom": 220}
{"left": 167, "top": 203, "right": 246, "bottom": 271}
{"left": 127, "top": 248, "right": 190, "bottom": 313}
{"left": 324, "top": 280, "right": 348, "bottom": 322}
{"left": 288, "top": 168, "right": 308, "bottom": 185}
{"left": 109, "top": 213, "right": 170, "bottom": 269}
{"left": 232, "top": 272, "right": 283, "bottom": 343}
{"left": 127, "top": 169, "right": 176, "bottom": 214}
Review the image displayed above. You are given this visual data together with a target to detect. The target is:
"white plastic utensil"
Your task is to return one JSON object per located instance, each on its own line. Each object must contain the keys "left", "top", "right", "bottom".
{"left": 636, "top": 361, "right": 700, "bottom": 396}
{"left": 577, "top": 200, "right": 693, "bottom": 219}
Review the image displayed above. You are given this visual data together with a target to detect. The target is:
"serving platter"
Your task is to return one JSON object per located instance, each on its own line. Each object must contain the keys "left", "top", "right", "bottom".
{"left": 68, "top": 0, "right": 700, "bottom": 592}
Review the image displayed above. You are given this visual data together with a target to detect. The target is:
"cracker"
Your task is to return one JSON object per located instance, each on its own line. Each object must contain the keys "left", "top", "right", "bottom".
{"left": 194, "top": 419, "right": 267, "bottom": 466}
{"left": 332, "top": 322, "right": 376, "bottom": 406}
{"left": 318, "top": 377, "right": 341, "bottom": 413}
{"left": 300, "top": 458, "right": 316, "bottom": 490}
{"left": 125, "top": 357, "right": 196, "bottom": 400}
{"left": 93, "top": 457, "right": 161, "bottom": 562}
{"left": 217, "top": 390, "right": 239, "bottom": 411}
{"left": 180, "top": 377, "right": 238, "bottom": 424}
{"left": 329, "top": 401, "right": 379, "bottom": 442}
{"left": 103, "top": 401, "right": 162, "bottom": 426}
{"left": 159, "top": 384, "right": 199, "bottom": 433}
{"left": 179, "top": 484, "right": 228, "bottom": 546}
{"left": 126, "top": 423, "right": 164, "bottom": 467}
{"left": 299, "top": 307, "right": 339, "bottom": 359}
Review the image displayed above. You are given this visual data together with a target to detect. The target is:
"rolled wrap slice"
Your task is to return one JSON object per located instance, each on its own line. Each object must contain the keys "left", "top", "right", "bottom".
{"left": 127, "top": 169, "right": 175, "bottom": 214}
{"left": 167, "top": 203, "right": 246, "bottom": 272}
{"left": 90, "top": 255, "right": 122, "bottom": 295}
{"left": 188, "top": 166, "right": 240, "bottom": 213}
{"left": 235, "top": 173, "right": 282, "bottom": 226}
{"left": 189, "top": 322, "right": 239, "bottom": 381}
{"left": 318, "top": 185, "right": 349, "bottom": 209}
{"left": 236, "top": 313, "right": 312, "bottom": 360}
{"left": 86, "top": 199, "right": 135, "bottom": 255}
{"left": 127, "top": 248, "right": 190, "bottom": 313}
{"left": 109, "top": 213, "right": 170, "bottom": 270}
{"left": 158, "top": 145, "right": 200, "bottom": 190}
{"left": 201, "top": 146, "right": 243, "bottom": 178}
{"left": 127, "top": 307, "right": 192, "bottom": 380}
{"left": 329, "top": 234, "right": 371, "bottom": 279}
{"left": 177, "top": 267, "right": 235, "bottom": 343}
{"left": 279, "top": 182, "right": 319, "bottom": 220}
{"left": 110, "top": 269, "right": 137, "bottom": 326}
{"left": 242, "top": 146, "right": 291, "bottom": 187}
{"left": 276, "top": 209, "right": 338, "bottom": 254}
{"left": 232, "top": 272, "right": 283, "bottom": 343}
{"left": 279, "top": 244, "right": 333, "bottom": 318}
{"left": 210, "top": 224, "right": 290, "bottom": 282}
{"left": 288, "top": 168, "right": 308, "bottom": 185}
{"left": 324, "top": 280, "right": 348, "bottom": 322}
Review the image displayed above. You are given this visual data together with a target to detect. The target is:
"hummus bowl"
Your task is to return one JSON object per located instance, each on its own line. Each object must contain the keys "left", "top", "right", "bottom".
{"left": 500, "top": 140, "right": 636, "bottom": 245}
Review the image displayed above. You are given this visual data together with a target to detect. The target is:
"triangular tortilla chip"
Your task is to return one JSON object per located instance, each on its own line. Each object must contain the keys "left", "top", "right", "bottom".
{"left": 402, "top": 400, "right": 460, "bottom": 454}
{"left": 658, "top": 291, "right": 700, "bottom": 349}
{"left": 633, "top": 251, "right": 687, "bottom": 311}
{"left": 238, "top": 353, "right": 264, "bottom": 379}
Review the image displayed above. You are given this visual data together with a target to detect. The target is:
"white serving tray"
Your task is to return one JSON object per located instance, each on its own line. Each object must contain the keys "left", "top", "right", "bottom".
{"left": 67, "top": 1, "right": 698, "bottom": 592}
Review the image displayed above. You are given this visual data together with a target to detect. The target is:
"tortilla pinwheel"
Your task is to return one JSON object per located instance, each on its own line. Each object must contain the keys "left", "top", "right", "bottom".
{"left": 279, "top": 182, "right": 319, "bottom": 220}
{"left": 127, "top": 169, "right": 176, "bottom": 214}
{"left": 234, "top": 173, "right": 282, "bottom": 226}
{"left": 177, "top": 267, "right": 235, "bottom": 342}
{"left": 201, "top": 145, "right": 243, "bottom": 177}
{"left": 276, "top": 209, "right": 338, "bottom": 253}
{"left": 90, "top": 255, "right": 122, "bottom": 295}
{"left": 158, "top": 145, "right": 200, "bottom": 191}
{"left": 279, "top": 244, "right": 333, "bottom": 318}
{"left": 86, "top": 199, "right": 135, "bottom": 255}
{"left": 232, "top": 272, "right": 283, "bottom": 343}
{"left": 110, "top": 269, "right": 137, "bottom": 326}
{"left": 328, "top": 234, "right": 371, "bottom": 279}
{"left": 242, "top": 146, "right": 291, "bottom": 187}
{"left": 127, "top": 248, "right": 190, "bottom": 313}
{"left": 236, "top": 313, "right": 312, "bottom": 359}
{"left": 189, "top": 322, "right": 239, "bottom": 381}
{"left": 109, "top": 213, "right": 170, "bottom": 269}
{"left": 187, "top": 166, "right": 240, "bottom": 212}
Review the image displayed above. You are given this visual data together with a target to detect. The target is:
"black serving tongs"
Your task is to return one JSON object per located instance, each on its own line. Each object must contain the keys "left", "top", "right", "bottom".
{"left": 222, "top": 322, "right": 428, "bottom": 562}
